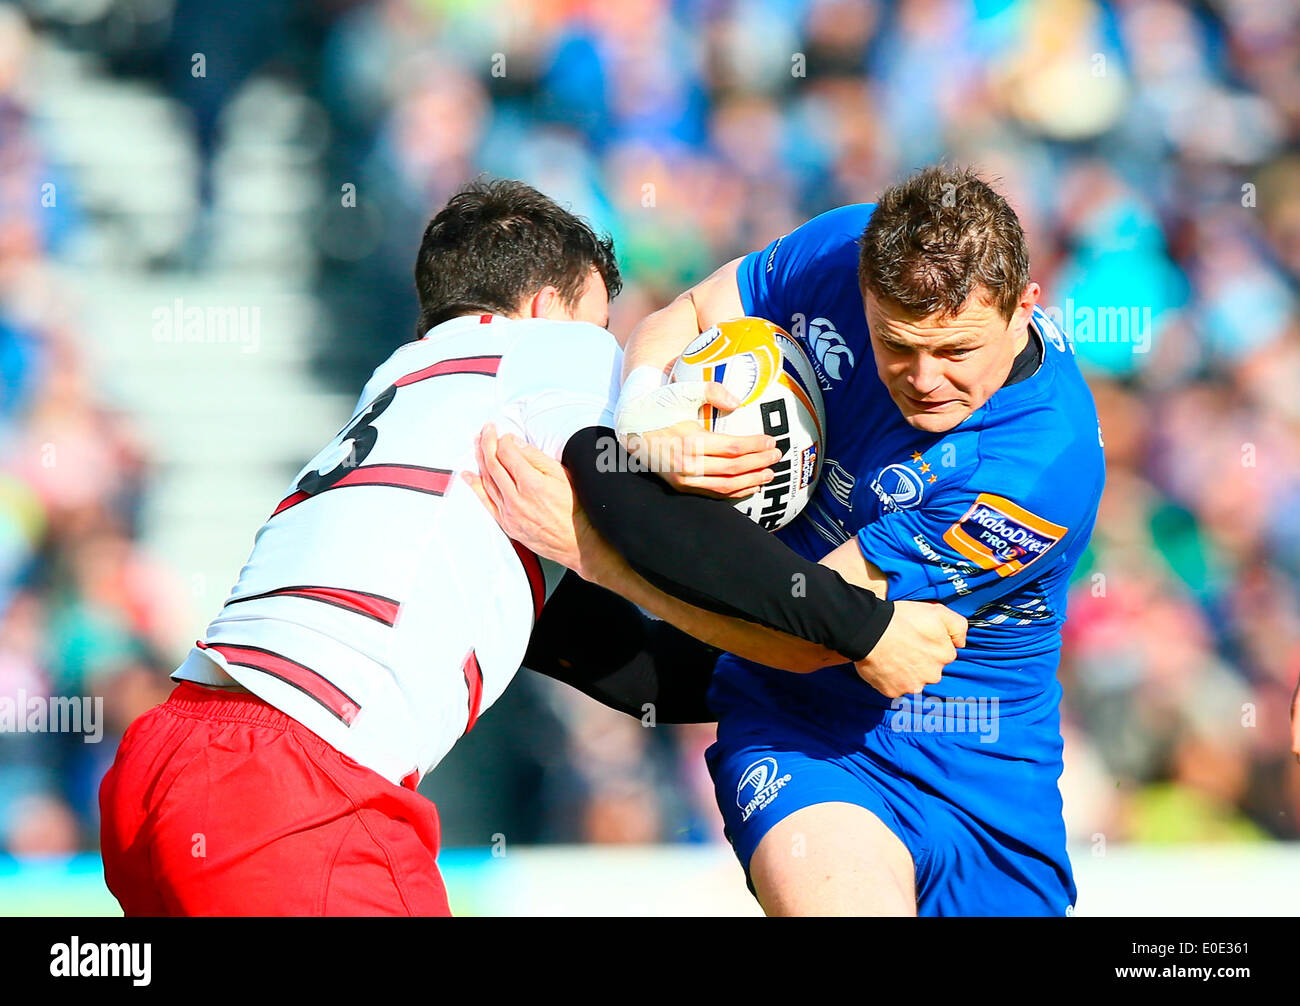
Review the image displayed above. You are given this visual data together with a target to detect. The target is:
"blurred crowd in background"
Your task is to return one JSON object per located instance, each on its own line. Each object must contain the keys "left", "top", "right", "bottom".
{"left": 1, "top": 0, "right": 1298, "bottom": 856}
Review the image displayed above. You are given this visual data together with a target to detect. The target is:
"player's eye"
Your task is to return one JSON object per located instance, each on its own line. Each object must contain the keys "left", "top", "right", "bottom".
{"left": 945, "top": 347, "right": 973, "bottom": 359}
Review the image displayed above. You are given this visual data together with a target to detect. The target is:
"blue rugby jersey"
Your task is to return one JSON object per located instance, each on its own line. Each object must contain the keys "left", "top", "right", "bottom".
{"left": 720, "top": 203, "right": 1106, "bottom": 710}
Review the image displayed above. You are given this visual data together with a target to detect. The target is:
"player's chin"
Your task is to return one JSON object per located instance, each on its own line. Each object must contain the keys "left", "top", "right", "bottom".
{"left": 897, "top": 402, "right": 969, "bottom": 433}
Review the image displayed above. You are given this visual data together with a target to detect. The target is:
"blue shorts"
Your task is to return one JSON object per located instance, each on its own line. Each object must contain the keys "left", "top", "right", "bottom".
{"left": 705, "top": 665, "right": 1076, "bottom": 917}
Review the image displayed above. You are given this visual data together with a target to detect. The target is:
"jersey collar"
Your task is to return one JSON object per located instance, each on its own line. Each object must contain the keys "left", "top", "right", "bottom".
{"left": 962, "top": 316, "right": 1056, "bottom": 424}
{"left": 420, "top": 313, "right": 506, "bottom": 339}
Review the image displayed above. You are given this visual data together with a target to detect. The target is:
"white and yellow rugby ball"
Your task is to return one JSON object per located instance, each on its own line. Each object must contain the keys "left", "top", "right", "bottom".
{"left": 670, "top": 317, "right": 827, "bottom": 530}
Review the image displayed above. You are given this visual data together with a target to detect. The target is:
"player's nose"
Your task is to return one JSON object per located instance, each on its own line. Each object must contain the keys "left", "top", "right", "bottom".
{"left": 905, "top": 353, "right": 947, "bottom": 395}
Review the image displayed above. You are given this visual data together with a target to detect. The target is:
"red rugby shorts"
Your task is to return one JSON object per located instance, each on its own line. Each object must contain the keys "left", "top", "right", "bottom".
{"left": 99, "top": 681, "right": 450, "bottom": 916}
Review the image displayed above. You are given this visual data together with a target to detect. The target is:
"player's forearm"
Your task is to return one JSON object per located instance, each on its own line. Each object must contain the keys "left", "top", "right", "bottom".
{"left": 584, "top": 546, "right": 842, "bottom": 674}
{"left": 621, "top": 257, "right": 744, "bottom": 381}
{"left": 621, "top": 293, "right": 702, "bottom": 382}
{"left": 523, "top": 570, "right": 717, "bottom": 723}
{"left": 564, "top": 427, "right": 894, "bottom": 660}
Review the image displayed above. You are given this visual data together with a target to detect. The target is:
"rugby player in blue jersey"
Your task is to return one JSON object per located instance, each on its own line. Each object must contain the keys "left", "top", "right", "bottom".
{"left": 475, "top": 165, "right": 1104, "bottom": 916}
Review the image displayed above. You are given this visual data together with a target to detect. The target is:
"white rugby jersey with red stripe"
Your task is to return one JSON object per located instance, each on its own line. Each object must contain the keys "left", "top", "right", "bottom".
{"left": 172, "top": 314, "right": 622, "bottom": 786}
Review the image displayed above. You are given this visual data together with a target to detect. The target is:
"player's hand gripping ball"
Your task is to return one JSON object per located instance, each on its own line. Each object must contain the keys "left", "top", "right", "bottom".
{"left": 670, "top": 318, "right": 827, "bottom": 530}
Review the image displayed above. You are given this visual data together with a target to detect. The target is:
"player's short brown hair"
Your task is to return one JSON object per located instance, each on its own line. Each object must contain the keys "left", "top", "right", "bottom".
{"left": 414, "top": 178, "right": 622, "bottom": 336}
{"left": 857, "top": 165, "right": 1030, "bottom": 323}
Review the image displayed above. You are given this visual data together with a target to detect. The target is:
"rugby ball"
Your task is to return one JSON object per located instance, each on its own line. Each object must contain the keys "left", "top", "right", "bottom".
{"left": 670, "top": 317, "right": 827, "bottom": 530}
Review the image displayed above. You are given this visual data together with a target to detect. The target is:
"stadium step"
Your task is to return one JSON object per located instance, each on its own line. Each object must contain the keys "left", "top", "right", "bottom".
{"left": 33, "top": 40, "right": 341, "bottom": 649}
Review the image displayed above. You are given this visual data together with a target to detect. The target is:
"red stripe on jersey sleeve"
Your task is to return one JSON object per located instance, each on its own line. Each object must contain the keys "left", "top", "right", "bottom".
{"left": 394, "top": 355, "right": 502, "bottom": 387}
{"left": 197, "top": 641, "right": 361, "bottom": 725}
{"left": 510, "top": 539, "right": 546, "bottom": 623}
{"left": 280, "top": 586, "right": 401, "bottom": 626}
{"left": 462, "top": 649, "right": 484, "bottom": 733}
{"left": 271, "top": 490, "right": 310, "bottom": 517}
{"left": 271, "top": 464, "right": 453, "bottom": 517}
{"left": 332, "top": 464, "right": 453, "bottom": 494}
{"left": 225, "top": 585, "right": 401, "bottom": 627}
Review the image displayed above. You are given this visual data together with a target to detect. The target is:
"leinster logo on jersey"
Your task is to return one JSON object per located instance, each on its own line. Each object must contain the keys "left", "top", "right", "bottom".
{"left": 875, "top": 463, "right": 925, "bottom": 510}
{"left": 943, "top": 493, "right": 1068, "bottom": 578}
{"left": 736, "top": 756, "right": 792, "bottom": 823}
{"left": 868, "top": 450, "right": 938, "bottom": 513}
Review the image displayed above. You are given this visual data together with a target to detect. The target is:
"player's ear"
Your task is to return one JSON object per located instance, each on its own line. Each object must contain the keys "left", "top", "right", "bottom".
{"left": 528, "top": 286, "right": 563, "bottom": 320}
{"left": 1009, "top": 282, "right": 1039, "bottom": 333}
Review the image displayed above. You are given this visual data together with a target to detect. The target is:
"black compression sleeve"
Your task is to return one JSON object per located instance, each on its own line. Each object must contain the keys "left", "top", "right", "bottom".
{"left": 523, "top": 570, "right": 718, "bottom": 723}
{"left": 562, "top": 426, "right": 893, "bottom": 661}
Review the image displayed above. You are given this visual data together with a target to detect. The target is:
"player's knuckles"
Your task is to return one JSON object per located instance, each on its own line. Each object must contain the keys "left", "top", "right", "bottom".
{"left": 501, "top": 453, "right": 532, "bottom": 482}
{"left": 877, "top": 678, "right": 907, "bottom": 699}
{"left": 510, "top": 449, "right": 546, "bottom": 478}
{"left": 686, "top": 434, "right": 735, "bottom": 462}
{"left": 721, "top": 449, "right": 758, "bottom": 469}
{"left": 903, "top": 620, "right": 940, "bottom": 647}
{"left": 923, "top": 617, "right": 951, "bottom": 642}
{"left": 514, "top": 465, "right": 546, "bottom": 490}
{"left": 485, "top": 448, "right": 510, "bottom": 478}
{"left": 734, "top": 451, "right": 779, "bottom": 473}
{"left": 708, "top": 455, "right": 755, "bottom": 477}
{"left": 731, "top": 473, "right": 767, "bottom": 492}
{"left": 899, "top": 676, "right": 925, "bottom": 697}
{"left": 670, "top": 475, "right": 708, "bottom": 493}
{"left": 697, "top": 472, "right": 750, "bottom": 494}
{"left": 933, "top": 638, "right": 954, "bottom": 660}
{"left": 727, "top": 437, "right": 771, "bottom": 457}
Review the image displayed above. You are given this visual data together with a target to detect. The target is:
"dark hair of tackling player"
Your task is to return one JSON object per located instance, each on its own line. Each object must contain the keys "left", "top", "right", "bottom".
{"left": 413, "top": 177, "right": 622, "bottom": 337}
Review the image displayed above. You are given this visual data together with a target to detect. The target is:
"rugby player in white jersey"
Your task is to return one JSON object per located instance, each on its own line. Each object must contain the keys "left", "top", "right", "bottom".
{"left": 99, "top": 179, "right": 960, "bottom": 916}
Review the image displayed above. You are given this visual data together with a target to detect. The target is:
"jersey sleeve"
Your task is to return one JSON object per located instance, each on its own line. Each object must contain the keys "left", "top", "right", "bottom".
{"left": 735, "top": 203, "right": 875, "bottom": 330}
{"left": 563, "top": 427, "right": 894, "bottom": 661}
{"left": 856, "top": 471, "right": 1084, "bottom": 617}
{"left": 496, "top": 322, "right": 623, "bottom": 461}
